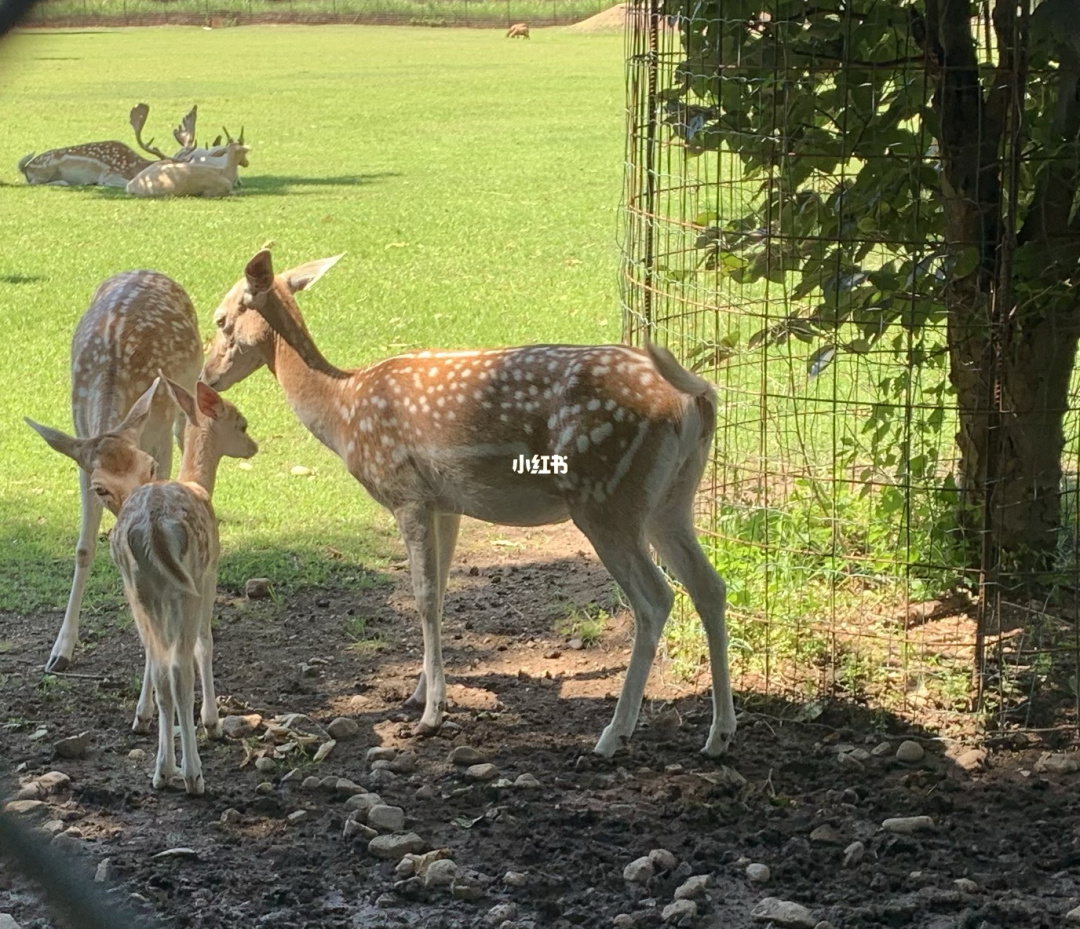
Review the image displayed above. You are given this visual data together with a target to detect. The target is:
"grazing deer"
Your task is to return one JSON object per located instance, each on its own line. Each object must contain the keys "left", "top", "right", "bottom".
{"left": 24, "top": 272, "right": 203, "bottom": 673}
{"left": 125, "top": 139, "right": 250, "bottom": 198}
{"left": 506, "top": 22, "right": 530, "bottom": 37}
{"left": 201, "top": 249, "right": 737, "bottom": 758}
{"left": 17, "top": 102, "right": 183, "bottom": 188}
{"left": 109, "top": 377, "right": 257, "bottom": 794}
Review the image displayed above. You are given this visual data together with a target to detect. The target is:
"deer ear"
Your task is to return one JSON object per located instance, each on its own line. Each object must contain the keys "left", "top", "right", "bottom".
{"left": 25, "top": 418, "right": 88, "bottom": 467}
{"left": 195, "top": 380, "right": 226, "bottom": 419}
{"left": 283, "top": 254, "right": 344, "bottom": 294}
{"left": 115, "top": 378, "right": 160, "bottom": 442}
{"left": 245, "top": 249, "right": 275, "bottom": 295}
{"left": 161, "top": 372, "right": 198, "bottom": 426}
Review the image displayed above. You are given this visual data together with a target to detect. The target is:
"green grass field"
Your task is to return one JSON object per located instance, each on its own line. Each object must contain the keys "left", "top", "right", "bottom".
{"left": 0, "top": 24, "right": 625, "bottom": 612}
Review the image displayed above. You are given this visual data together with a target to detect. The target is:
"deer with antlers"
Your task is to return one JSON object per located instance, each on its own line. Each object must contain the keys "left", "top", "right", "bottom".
{"left": 201, "top": 249, "right": 737, "bottom": 758}
{"left": 25, "top": 272, "right": 203, "bottom": 673}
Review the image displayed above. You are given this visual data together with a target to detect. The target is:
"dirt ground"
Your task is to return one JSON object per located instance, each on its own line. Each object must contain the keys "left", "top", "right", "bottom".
{"left": 3, "top": 520, "right": 1080, "bottom": 929}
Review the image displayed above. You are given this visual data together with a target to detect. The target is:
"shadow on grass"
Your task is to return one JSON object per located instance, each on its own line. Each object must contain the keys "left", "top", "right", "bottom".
{"left": 239, "top": 172, "right": 401, "bottom": 195}
{"left": 0, "top": 273, "right": 47, "bottom": 284}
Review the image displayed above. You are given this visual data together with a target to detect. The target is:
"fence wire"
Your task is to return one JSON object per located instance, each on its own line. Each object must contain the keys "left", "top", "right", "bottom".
{"left": 621, "top": 0, "right": 1080, "bottom": 739}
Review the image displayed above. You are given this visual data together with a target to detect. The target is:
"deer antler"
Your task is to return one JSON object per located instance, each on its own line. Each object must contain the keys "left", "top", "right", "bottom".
{"left": 173, "top": 105, "right": 198, "bottom": 154}
{"left": 129, "top": 102, "right": 169, "bottom": 161}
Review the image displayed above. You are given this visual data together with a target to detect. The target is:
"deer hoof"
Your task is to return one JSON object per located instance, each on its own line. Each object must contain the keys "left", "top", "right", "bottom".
{"left": 45, "top": 654, "right": 71, "bottom": 673}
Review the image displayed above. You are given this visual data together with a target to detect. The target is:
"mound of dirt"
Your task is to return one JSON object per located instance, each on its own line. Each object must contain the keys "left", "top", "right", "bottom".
{"left": 565, "top": 4, "right": 633, "bottom": 33}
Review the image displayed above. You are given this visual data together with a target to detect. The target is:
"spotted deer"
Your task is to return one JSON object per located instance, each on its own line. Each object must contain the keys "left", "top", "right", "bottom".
{"left": 201, "top": 249, "right": 736, "bottom": 758}
{"left": 25, "top": 272, "right": 203, "bottom": 673}
{"left": 506, "top": 22, "right": 530, "bottom": 37}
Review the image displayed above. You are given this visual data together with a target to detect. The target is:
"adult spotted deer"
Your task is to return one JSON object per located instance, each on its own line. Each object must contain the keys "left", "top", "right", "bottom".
{"left": 202, "top": 249, "right": 736, "bottom": 758}
{"left": 25, "top": 272, "right": 203, "bottom": 672}
{"left": 506, "top": 22, "right": 530, "bottom": 37}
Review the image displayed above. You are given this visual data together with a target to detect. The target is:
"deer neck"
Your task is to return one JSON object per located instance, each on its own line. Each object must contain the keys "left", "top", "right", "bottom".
{"left": 176, "top": 426, "right": 222, "bottom": 499}
{"left": 267, "top": 330, "right": 353, "bottom": 457}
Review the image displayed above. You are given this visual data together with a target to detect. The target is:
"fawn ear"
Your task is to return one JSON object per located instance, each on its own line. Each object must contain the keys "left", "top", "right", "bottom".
{"left": 115, "top": 377, "right": 160, "bottom": 442}
{"left": 161, "top": 372, "right": 198, "bottom": 427}
{"left": 283, "top": 254, "right": 343, "bottom": 294}
{"left": 195, "top": 380, "right": 226, "bottom": 419}
{"left": 245, "top": 249, "right": 275, "bottom": 295}
{"left": 25, "top": 418, "right": 88, "bottom": 467}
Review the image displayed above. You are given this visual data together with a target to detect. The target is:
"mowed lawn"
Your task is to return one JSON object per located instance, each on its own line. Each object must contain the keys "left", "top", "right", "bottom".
{"left": 0, "top": 24, "right": 625, "bottom": 611}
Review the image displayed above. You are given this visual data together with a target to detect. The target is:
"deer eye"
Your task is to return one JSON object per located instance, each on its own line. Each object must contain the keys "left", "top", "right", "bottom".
{"left": 94, "top": 485, "right": 109, "bottom": 497}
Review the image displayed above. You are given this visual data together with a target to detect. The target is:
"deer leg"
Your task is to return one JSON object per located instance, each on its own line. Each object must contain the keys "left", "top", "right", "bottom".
{"left": 47, "top": 469, "right": 103, "bottom": 672}
{"left": 195, "top": 575, "right": 221, "bottom": 739}
{"left": 171, "top": 655, "right": 204, "bottom": 796}
{"left": 576, "top": 515, "right": 674, "bottom": 758}
{"left": 396, "top": 506, "right": 450, "bottom": 734}
{"left": 132, "top": 653, "right": 155, "bottom": 733}
{"left": 404, "top": 512, "right": 460, "bottom": 708}
{"left": 649, "top": 510, "right": 736, "bottom": 757}
{"left": 151, "top": 662, "right": 179, "bottom": 790}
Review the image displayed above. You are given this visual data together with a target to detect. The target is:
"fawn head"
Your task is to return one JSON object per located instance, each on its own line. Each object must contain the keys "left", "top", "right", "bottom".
{"left": 161, "top": 374, "right": 258, "bottom": 461}
{"left": 25, "top": 378, "right": 162, "bottom": 514}
{"left": 201, "top": 249, "right": 342, "bottom": 390}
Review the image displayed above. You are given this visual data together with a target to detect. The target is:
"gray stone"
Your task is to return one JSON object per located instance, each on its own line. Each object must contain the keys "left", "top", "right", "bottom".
{"left": 286, "top": 810, "right": 308, "bottom": 825}
{"left": 746, "top": 863, "right": 771, "bottom": 883}
{"left": 674, "top": 874, "right": 710, "bottom": 899}
{"left": 343, "top": 819, "right": 377, "bottom": 841}
{"left": 612, "top": 916, "right": 635, "bottom": 929}
{"left": 486, "top": 903, "right": 518, "bottom": 926}
{"left": 151, "top": 847, "right": 198, "bottom": 861}
{"left": 842, "top": 841, "right": 865, "bottom": 868}
{"left": 335, "top": 778, "right": 364, "bottom": 796}
{"left": 327, "top": 717, "right": 359, "bottom": 740}
{"left": 219, "top": 808, "right": 242, "bottom": 825}
{"left": 54, "top": 731, "right": 92, "bottom": 760}
{"left": 750, "top": 897, "right": 817, "bottom": 928}
{"left": 503, "top": 870, "right": 528, "bottom": 887}
{"left": 514, "top": 773, "right": 541, "bottom": 789}
{"left": 368, "top": 805, "right": 406, "bottom": 833}
{"left": 2, "top": 800, "right": 46, "bottom": 816}
{"left": 301, "top": 776, "right": 322, "bottom": 791}
{"left": 662, "top": 899, "right": 697, "bottom": 923}
{"left": 254, "top": 756, "right": 276, "bottom": 774}
{"left": 953, "top": 878, "right": 978, "bottom": 893}
{"left": 809, "top": 824, "right": 844, "bottom": 845}
{"left": 465, "top": 763, "right": 499, "bottom": 782}
{"left": 425, "top": 858, "right": 459, "bottom": 888}
{"left": 367, "top": 746, "right": 397, "bottom": 763}
{"left": 368, "top": 832, "right": 426, "bottom": 860}
{"left": 245, "top": 577, "right": 273, "bottom": 598}
{"left": 895, "top": 740, "right": 926, "bottom": 763}
{"left": 94, "top": 858, "right": 114, "bottom": 883}
{"left": 221, "top": 714, "right": 258, "bottom": 739}
{"left": 389, "top": 752, "right": 420, "bottom": 774}
{"left": 623, "top": 856, "right": 655, "bottom": 883}
{"left": 871, "top": 741, "right": 893, "bottom": 756}
{"left": 1034, "top": 752, "right": 1079, "bottom": 774}
{"left": 451, "top": 878, "right": 485, "bottom": 901}
{"left": 0, "top": 915, "right": 23, "bottom": 929}
{"left": 344, "top": 792, "right": 385, "bottom": 817}
{"left": 448, "top": 745, "right": 488, "bottom": 766}
{"left": 881, "top": 816, "right": 935, "bottom": 834}
{"left": 648, "top": 848, "right": 677, "bottom": 871}
{"left": 1065, "top": 904, "right": 1080, "bottom": 923}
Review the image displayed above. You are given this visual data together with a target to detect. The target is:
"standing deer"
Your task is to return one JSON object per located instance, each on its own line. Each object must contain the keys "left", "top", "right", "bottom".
{"left": 201, "top": 249, "right": 737, "bottom": 758}
{"left": 25, "top": 272, "right": 203, "bottom": 673}
{"left": 506, "top": 22, "right": 530, "bottom": 37}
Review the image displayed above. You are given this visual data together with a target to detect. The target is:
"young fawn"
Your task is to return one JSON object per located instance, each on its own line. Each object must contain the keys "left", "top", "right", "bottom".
{"left": 202, "top": 249, "right": 736, "bottom": 758}
{"left": 29, "top": 377, "right": 257, "bottom": 794}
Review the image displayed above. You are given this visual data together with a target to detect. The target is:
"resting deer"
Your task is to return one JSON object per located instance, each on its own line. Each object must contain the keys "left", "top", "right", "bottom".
{"left": 17, "top": 103, "right": 188, "bottom": 188}
{"left": 507, "top": 22, "right": 530, "bottom": 37}
{"left": 126, "top": 139, "right": 250, "bottom": 198}
{"left": 201, "top": 249, "right": 737, "bottom": 758}
{"left": 25, "top": 271, "right": 203, "bottom": 672}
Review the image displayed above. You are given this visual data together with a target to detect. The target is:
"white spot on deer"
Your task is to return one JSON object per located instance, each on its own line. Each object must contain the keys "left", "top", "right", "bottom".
{"left": 576, "top": 435, "right": 590, "bottom": 454}
{"left": 558, "top": 424, "right": 576, "bottom": 447}
{"left": 590, "top": 422, "right": 613, "bottom": 445}
{"left": 523, "top": 423, "right": 532, "bottom": 434}
{"left": 605, "top": 399, "right": 617, "bottom": 411}
{"left": 592, "top": 365, "right": 610, "bottom": 377}
{"left": 586, "top": 398, "right": 601, "bottom": 411}
{"left": 500, "top": 413, "right": 509, "bottom": 422}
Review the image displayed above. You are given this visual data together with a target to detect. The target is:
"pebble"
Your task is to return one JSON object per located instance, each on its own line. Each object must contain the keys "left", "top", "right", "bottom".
{"left": 244, "top": 577, "right": 273, "bottom": 598}
{"left": 335, "top": 778, "right": 364, "bottom": 796}
{"left": 612, "top": 916, "right": 635, "bottom": 929}
{"left": 367, "top": 746, "right": 397, "bottom": 764}
{"left": 54, "top": 731, "right": 92, "bottom": 760}
{"left": 0, "top": 915, "right": 22, "bottom": 929}
{"left": 881, "top": 815, "right": 935, "bottom": 834}
{"left": 128, "top": 749, "right": 146, "bottom": 762}
{"left": 345, "top": 792, "right": 385, "bottom": 816}
{"left": 449, "top": 745, "right": 488, "bottom": 766}
{"left": 221, "top": 714, "right": 260, "bottom": 739}
{"left": 40, "top": 820, "right": 65, "bottom": 836}
{"left": 953, "top": 878, "right": 978, "bottom": 893}
{"left": 388, "top": 752, "right": 419, "bottom": 774}
{"left": 871, "top": 741, "right": 893, "bottom": 757}
{"left": 368, "top": 832, "right": 425, "bottom": 860}
{"left": 94, "top": 858, "right": 113, "bottom": 883}
{"left": 301, "top": 776, "right": 322, "bottom": 791}
{"left": 809, "top": 824, "right": 844, "bottom": 845}
{"left": 451, "top": 879, "right": 485, "bottom": 901}
{"left": 425, "top": 858, "right": 459, "bottom": 888}
{"left": 1066, "top": 904, "right": 1080, "bottom": 923}
{"left": 504, "top": 870, "right": 528, "bottom": 887}
{"left": 662, "top": 899, "right": 697, "bottom": 923}
{"left": 953, "top": 748, "right": 987, "bottom": 772}
{"left": 746, "top": 863, "right": 771, "bottom": 883}
{"left": 51, "top": 832, "right": 79, "bottom": 853}
{"left": 12, "top": 771, "right": 71, "bottom": 801}
{"left": 486, "top": 903, "right": 517, "bottom": 925}
{"left": 327, "top": 717, "right": 359, "bottom": 740}
{"left": 842, "top": 841, "right": 865, "bottom": 868}
{"left": 895, "top": 740, "right": 925, "bottom": 763}
{"left": 286, "top": 810, "right": 308, "bottom": 825}
{"left": 220, "top": 809, "right": 241, "bottom": 825}
{"left": 465, "top": 763, "right": 499, "bottom": 782}
{"left": 648, "top": 848, "right": 677, "bottom": 871}
{"left": 2, "top": 800, "right": 46, "bottom": 816}
{"left": 1034, "top": 752, "right": 1079, "bottom": 774}
{"left": 750, "top": 897, "right": 817, "bottom": 928}
{"left": 623, "top": 856, "right": 655, "bottom": 883}
{"left": 674, "top": 874, "right": 710, "bottom": 899}
{"left": 368, "top": 805, "right": 406, "bottom": 833}
{"left": 255, "top": 782, "right": 274, "bottom": 795}
{"left": 152, "top": 847, "right": 198, "bottom": 861}
{"left": 415, "top": 784, "right": 437, "bottom": 800}
{"left": 290, "top": 465, "right": 313, "bottom": 476}
{"left": 254, "top": 756, "right": 276, "bottom": 774}
{"left": 514, "top": 773, "right": 541, "bottom": 790}
{"left": 342, "top": 819, "right": 377, "bottom": 841}
{"left": 374, "top": 893, "right": 397, "bottom": 908}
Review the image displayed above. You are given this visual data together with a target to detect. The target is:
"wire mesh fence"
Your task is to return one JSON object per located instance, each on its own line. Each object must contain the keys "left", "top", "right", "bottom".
{"left": 621, "top": 0, "right": 1080, "bottom": 739}
{"left": 19, "top": 0, "right": 610, "bottom": 28}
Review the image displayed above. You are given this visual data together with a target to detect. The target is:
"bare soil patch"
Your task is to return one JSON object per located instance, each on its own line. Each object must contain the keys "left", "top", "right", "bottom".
{"left": 3, "top": 520, "right": 1080, "bottom": 928}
